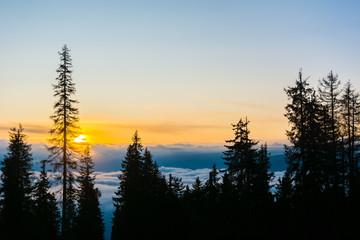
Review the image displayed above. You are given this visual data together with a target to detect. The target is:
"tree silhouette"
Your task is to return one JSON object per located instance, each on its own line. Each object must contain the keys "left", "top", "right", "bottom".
{"left": 47, "top": 44, "right": 81, "bottom": 238}
{"left": 223, "top": 117, "right": 258, "bottom": 202}
{"left": 33, "top": 160, "right": 60, "bottom": 240}
{"left": 0, "top": 125, "right": 35, "bottom": 240}
{"left": 111, "top": 131, "right": 146, "bottom": 239}
{"left": 75, "top": 146, "right": 104, "bottom": 240}
{"left": 341, "top": 81, "right": 360, "bottom": 200}
{"left": 284, "top": 70, "right": 325, "bottom": 200}
{"left": 220, "top": 117, "right": 275, "bottom": 237}
{"left": 318, "top": 71, "right": 343, "bottom": 196}
{"left": 254, "top": 144, "right": 274, "bottom": 204}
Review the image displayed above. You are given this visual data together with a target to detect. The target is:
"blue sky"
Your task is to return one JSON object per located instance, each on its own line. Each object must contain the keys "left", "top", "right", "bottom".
{"left": 1, "top": 1, "right": 360, "bottom": 144}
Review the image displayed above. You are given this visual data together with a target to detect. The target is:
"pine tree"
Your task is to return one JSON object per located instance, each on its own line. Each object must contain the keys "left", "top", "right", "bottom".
{"left": 222, "top": 117, "right": 258, "bottom": 201}
{"left": 33, "top": 160, "right": 60, "bottom": 240}
{"left": 341, "top": 81, "right": 360, "bottom": 199}
{"left": 167, "top": 173, "right": 184, "bottom": 198}
{"left": 284, "top": 70, "right": 336, "bottom": 238}
{"left": 284, "top": 70, "right": 324, "bottom": 200}
{"left": 275, "top": 170, "right": 294, "bottom": 208}
{"left": 275, "top": 170, "right": 296, "bottom": 238}
{"left": 47, "top": 44, "right": 81, "bottom": 238}
{"left": 254, "top": 144, "right": 274, "bottom": 204}
{"left": 192, "top": 177, "right": 204, "bottom": 201}
{"left": 111, "top": 131, "right": 176, "bottom": 239}
{"left": 0, "top": 125, "right": 35, "bottom": 240}
{"left": 222, "top": 118, "right": 275, "bottom": 237}
{"left": 142, "top": 147, "right": 165, "bottom": 200}
{"left": 75, "top": 146, "right": 104, "bottom": 240}
{"left": 111, "top": 131, "right": 144, "bottom": 239}
{"left": 318, "top": 71, "right": 343, "bottom": 195}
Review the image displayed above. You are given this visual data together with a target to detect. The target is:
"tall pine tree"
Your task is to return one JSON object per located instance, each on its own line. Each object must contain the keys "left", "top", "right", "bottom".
{"left": 318, "top": 71, "right": 343, "bottom": 195}
{"left": 47, "top": 45, "right": 81, "bottom": 238}
{"left": 284, "top": 70, "right": 324, "bottom": 200}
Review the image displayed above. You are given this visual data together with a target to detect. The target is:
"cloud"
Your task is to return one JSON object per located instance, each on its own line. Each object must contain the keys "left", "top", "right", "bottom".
{"left": 93, "top": 171, "right": 121, "bottom": 186}
{"left": 0, "top": 123, "right": 49, "bottom": 134}
{"left": 87, "top": 121, "right": 225, "bottom": 135}
{"left": 0, "top": 164, "right": 285, "bottom": 240}
{"left": 0, "top": 140, "right": 287, "bottom": 172}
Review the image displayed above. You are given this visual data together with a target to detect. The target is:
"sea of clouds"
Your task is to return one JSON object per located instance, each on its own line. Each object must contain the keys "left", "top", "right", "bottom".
{"left": 0, "top": 140, "right": 286, "bottom": 240}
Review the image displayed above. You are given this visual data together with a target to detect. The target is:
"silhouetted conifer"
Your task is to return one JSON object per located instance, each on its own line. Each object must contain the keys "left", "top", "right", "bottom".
{"left": 167, "top": 173, "right": 184, "bottom": 198}
{"left": 33, "top": 160, "right": 60, "bottom": 240}
{"left": 205, "top": 164, "right": 220, "bottom": 202}
{"left": 223, "top": 117, "right": 258, "bottom": 202}
{"left": 282, "top": 69, "right": 350, "bottom": 238}
{"left": 74, "top": 146, "right": 104, "bottom": 240}
{"left": 254, "top": 144, "right": 274, "bottom": 204}
{"left": 47, "top": 44, "right": 81, "bottom": 238}
{"left": 284, "top": 70, "right": 325, "bottom": 200}
{"left": 111, "top": 131, "right": 153, "bottom": 240}
{"left": 221, "top": 118, "right": 274, "bottom": 237}
{"left": 0, "top": 125, "right": 35, "bottom": 240}
{"left": 341, "top": 81, "right": 360, "bottom": 199}
{"left": 318, "top": 71, "right": 343, "bottom": 196}
{"left": 191, "top": 177, "right": 204, "bottom": 201}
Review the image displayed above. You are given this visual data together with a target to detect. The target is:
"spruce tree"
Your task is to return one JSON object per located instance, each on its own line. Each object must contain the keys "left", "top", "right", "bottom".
{"left": 254, "top": 144, "right": 273, "bottom": 204}
{"left": 142, "top": 147, "right": 165, "bottom": 200}
{"left": 33, "top": 160, "right": 60, "bottom": 240}
{"left": 222, "top": 118, "right": 274, "bottom": 237}
{"left": 318, "top": 71, "right": 343, "bottom": 195}
{"left": 284, "top": 70, "right": 337, "bottom": 238}
{"left": 222, "top": 117, "right": 258, "bottom": 201}
{"left": 75, "top": 146, "right": 104, "bottom": 240}
{"left": 167, "top": 173, "right": 184, "bottom": 198}
{"left": 205, "top": 163, "right": 220, "bottom": 203}
{"left": 191, "top": 177, "right": 204, "bottom": 201}
{"left": 341, "top": 81, "right": 360, "bottom": 199}
{"left": 284, "top": 70, "right": 324, "bottom": 200}
{"left": 111, "top": 132, "right": 184, "bottom": 239}
{"left": 0, "top": 125, "right": 35, "bottom": 240}
{"left": 111, "top": 131, "right": 144, "bottom": 239}
{"left": 47, "top": 44, "right": 80, "bottom": 238}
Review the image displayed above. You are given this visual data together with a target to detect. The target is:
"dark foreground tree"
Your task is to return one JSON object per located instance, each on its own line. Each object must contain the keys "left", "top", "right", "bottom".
{"left": 341, "top": 81, "right": 360, "bottom": 200}
{"left": 222, "top": 117, "right": 259, "bottom": 204}
{"left": 0, "top": 125, "right": 35, "bottom": 240}
{"left": 279, "top": 69, "right": 360, "bottom": 239}
{"left": 111, "top": 131, "right": 146, "bottom": 239}
{"left": 221, "top": 117, "right": 274, "bottom": 238}
{"left": 33, "top": 160, "right": 60, "bottom": 240}
{"left": 74, "top": 146, "right": 104, "bottom": 240}
{"left": 318, "top": 71, "right": 343, "bottom": 196}
{"left": 47, "top": 44, "right": 81, "bottom": 238}
{"left": 111, "top": 131, "right": 180, "bottom": 239}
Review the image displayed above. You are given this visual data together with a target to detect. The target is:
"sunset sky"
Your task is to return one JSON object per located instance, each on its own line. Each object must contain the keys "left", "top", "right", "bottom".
{"left": 1, "top": 1, "right": 360, "bottom": 145}
{"left": 2, "top": 2, "right": 360, "bottom": 239}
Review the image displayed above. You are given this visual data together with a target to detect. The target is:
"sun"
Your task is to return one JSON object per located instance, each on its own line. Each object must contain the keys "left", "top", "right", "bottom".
{"left": 74, "top": 135, "right": 86, "bottom": 143}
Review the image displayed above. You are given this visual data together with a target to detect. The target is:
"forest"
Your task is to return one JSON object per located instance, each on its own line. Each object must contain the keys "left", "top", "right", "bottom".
{"left": 0, "top": 46, "right": 359, "bottom": 240}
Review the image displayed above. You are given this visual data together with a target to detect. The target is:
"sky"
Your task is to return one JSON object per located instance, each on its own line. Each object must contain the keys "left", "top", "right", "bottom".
{"left": 1, "top": 0, "right": 360, "bottom": 145}
{"left": 1, "top": 1, "right": 360, "bottom": 238}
